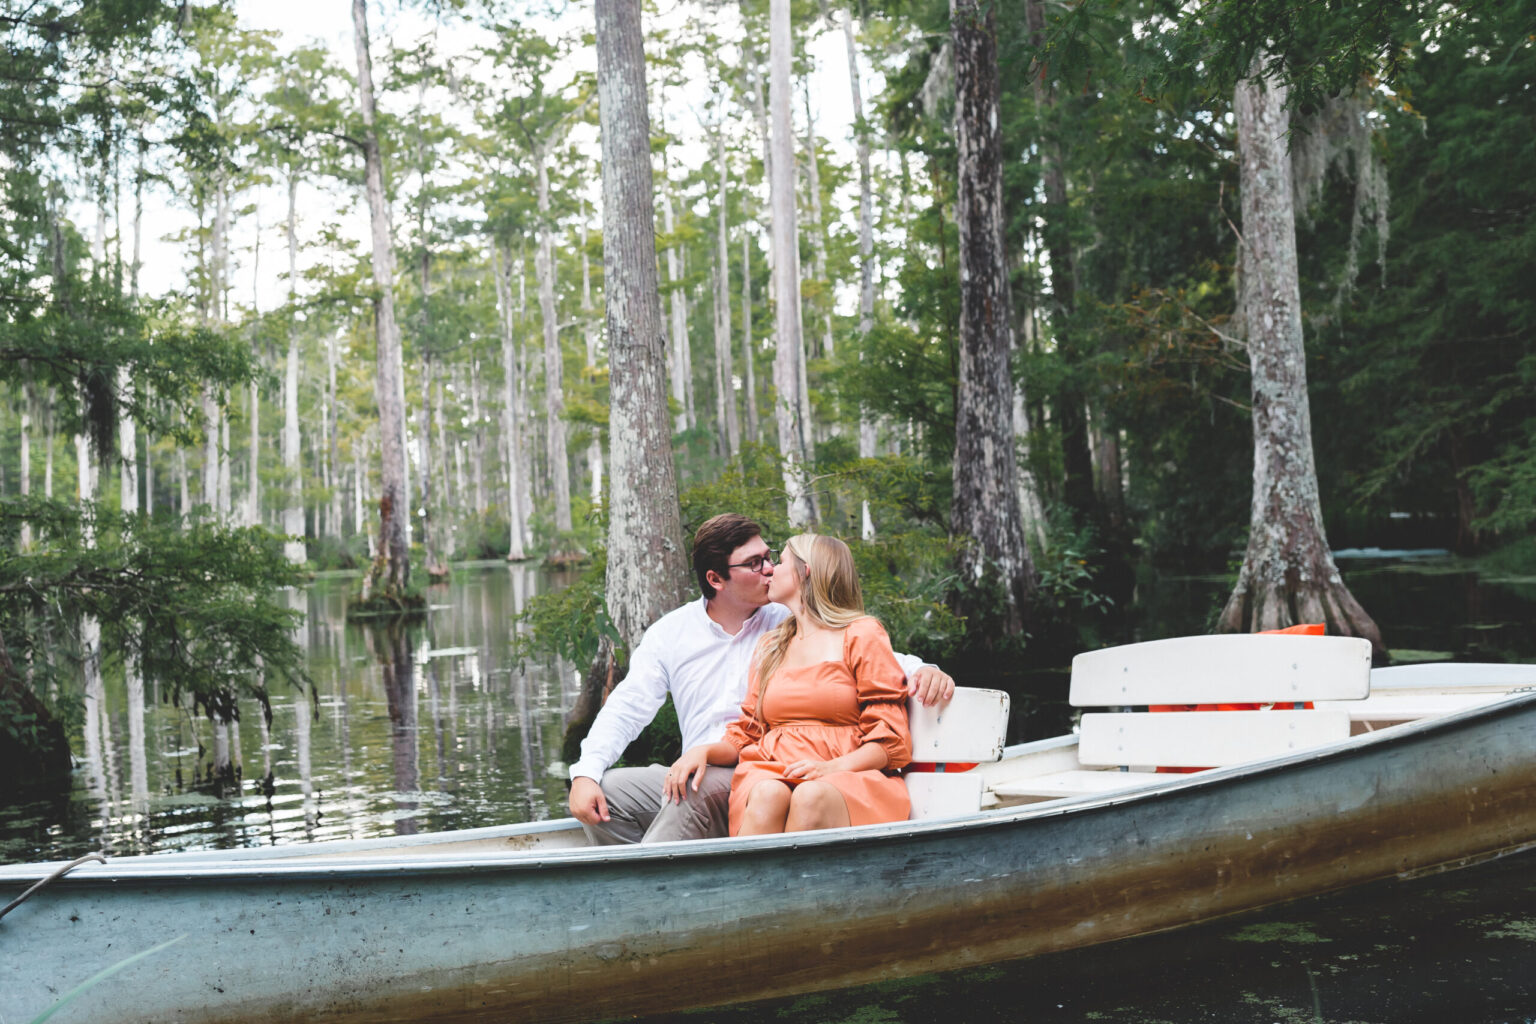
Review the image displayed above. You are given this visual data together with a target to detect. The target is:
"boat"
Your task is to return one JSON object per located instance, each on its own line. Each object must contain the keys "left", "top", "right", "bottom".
{"left": 2, "top": 636, "right": 1534, "bottom": 1024}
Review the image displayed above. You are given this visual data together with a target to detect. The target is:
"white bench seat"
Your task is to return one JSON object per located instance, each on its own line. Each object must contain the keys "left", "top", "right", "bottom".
{"left": 1078, "top": 709, "right": 1352, "bottom": 767}
{"left": 992, "top": 768, "right": 1170, "bottom": 800}
{"left": 1316, "top": 691, "right": 1519, "bottom": 723}
{"left": 905, "top": 687, "right": 1010, "bottom": 821}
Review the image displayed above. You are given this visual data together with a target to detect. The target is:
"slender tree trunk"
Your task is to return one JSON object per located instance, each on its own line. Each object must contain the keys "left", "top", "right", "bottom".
{"left": 662, "top": 170, "right": 690, "bottom": 436}
{"left": 353, "top": 0, "right": 410, "bottom": 600}
{"left": 769, "top": 0, "right": 815, "bottom": 526}
{"left": 575, "top": 0, "right": 691, "bottom": 756}
{"left": 19, "top": 380, "right": 32, "bottom": 550}
{"left": 1013, "top": 307, "right": 1050, "bottom": 548}
{"left": 842, "top": 8, "right": 879, "bottom": 540}
{"left": 740, "top": 231, "right": 760, "bottom": 443}
{"left": 1218, "top": 63, "right": 1384, "bottom": 655}
{"left": 581, "top": 208, "right": 604, "bottom": 505}
{"left": 535, "top": 149, "right": 573, "bottom": 536}
{"left": 713, "top": 129, "right": 741, "bottom": 459}
{"left": 802, "top": 88, "right": 835, "bottom": 364}
{"left": 495, "top": 241, "right": 529, "bottom": 561}
{"left": 283, "top": 173, "right": 306, "bottom": 562}
{"left": 951, "top": 0, "right": 1036, "bottom": 635}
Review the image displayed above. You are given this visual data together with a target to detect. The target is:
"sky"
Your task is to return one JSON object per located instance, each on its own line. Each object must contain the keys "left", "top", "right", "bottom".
{"left": 128, "top": 0, "right": 876, "bottom": 315}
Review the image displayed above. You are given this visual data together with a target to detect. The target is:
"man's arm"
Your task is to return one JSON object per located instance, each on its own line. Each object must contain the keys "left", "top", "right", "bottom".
{"left": 891, "top": 651, "right": 956, "bottom": 706}
{"left": 568, "top": 635, "right": 670, "bottom": 784}
{"left": 566, "top": 635, "right": 671, "bottom": 825}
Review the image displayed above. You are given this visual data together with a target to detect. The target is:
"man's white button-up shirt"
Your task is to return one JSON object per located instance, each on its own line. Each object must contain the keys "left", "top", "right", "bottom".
{"left": 568, "top": 598, "right": 922, "bottom": 784}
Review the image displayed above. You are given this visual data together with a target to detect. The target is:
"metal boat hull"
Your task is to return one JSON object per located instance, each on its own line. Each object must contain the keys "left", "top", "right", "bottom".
{"left": 3, "top": 692, "right": 1534, "bottom": 1023}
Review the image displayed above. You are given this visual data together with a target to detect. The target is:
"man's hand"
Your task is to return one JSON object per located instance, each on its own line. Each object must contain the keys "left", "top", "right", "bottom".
{"left": 568, "top": 776, "right": 610, "bottom": 825}
{"left": 908, "top": 664, "right": 956, "bottom": 706}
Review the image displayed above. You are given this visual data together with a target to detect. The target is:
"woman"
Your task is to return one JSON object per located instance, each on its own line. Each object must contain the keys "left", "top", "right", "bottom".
{"left": 665, "top": 533, "right": 912, "bottom": 835}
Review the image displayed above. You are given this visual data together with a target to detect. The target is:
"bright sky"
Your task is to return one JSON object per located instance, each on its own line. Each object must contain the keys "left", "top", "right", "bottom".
{"left": 129, "top": 0, "right": 873, "bottom": 314}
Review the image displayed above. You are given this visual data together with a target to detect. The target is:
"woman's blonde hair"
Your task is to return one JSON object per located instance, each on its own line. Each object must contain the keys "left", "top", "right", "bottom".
{"left": 750, "top": 533, "right": 867, "bottom": 726}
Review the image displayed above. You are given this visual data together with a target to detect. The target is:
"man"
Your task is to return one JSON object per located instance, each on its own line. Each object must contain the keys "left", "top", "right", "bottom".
{"left": 568, "top": 513, "right": 955, "bottom": 844}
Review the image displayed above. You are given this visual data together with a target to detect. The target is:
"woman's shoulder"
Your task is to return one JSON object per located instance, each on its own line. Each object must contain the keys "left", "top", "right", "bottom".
{"left": 844, "top": 615, "right": 891, "bottom": 643}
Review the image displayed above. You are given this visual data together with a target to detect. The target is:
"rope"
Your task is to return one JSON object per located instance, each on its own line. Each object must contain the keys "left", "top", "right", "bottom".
{"left": 0, "top": 852, "right": 107, "bottom": 924}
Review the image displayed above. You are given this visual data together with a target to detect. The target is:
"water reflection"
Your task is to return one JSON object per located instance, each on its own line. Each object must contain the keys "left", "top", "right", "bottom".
{"left": 0, "top": 562, "right": 575, "bottom": 864}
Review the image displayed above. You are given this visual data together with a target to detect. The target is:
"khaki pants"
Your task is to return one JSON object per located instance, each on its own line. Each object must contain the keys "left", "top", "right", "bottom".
{"left": 582, "top": 763, "right": 734, "bottom": 845}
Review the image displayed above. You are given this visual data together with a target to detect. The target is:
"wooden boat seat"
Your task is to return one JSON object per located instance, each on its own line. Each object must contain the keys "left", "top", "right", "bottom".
{"left": 905, "top": 687, "right": 1010, "bottom": 821}
{"left": 986, "top": 634, "right": 1372, "bottom": 802}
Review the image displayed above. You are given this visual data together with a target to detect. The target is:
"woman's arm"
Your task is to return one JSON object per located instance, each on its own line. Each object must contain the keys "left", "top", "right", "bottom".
{"left": 847, "top": 618, "right": 914, "bottom": 771}
{"left": 782, "top": 741, "right": 887, "bottom": 780}
{"left": 665, "top": 739, "right": 739, "bottom": 803}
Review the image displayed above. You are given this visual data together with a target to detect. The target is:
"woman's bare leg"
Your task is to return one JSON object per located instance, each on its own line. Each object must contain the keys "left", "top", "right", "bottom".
{"left": 784, "top": 780, "right": 851, "bottom": 832}
{"left": 738, "top": 779, "right": 792, "bottom": 835}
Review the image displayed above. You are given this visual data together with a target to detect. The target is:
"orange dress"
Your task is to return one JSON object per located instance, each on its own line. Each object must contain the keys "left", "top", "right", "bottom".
{"left": 722, "top": 616, "right": 912, "bottom": 835}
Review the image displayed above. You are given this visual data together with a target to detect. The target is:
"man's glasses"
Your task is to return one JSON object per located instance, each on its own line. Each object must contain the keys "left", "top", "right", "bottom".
{"left": 725, "top": 550, "right": 777, "bottom": 574}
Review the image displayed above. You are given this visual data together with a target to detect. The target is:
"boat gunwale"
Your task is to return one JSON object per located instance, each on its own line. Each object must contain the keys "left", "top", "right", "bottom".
{"left": 4, "top": 687, "right": 1533, "bottom": 886}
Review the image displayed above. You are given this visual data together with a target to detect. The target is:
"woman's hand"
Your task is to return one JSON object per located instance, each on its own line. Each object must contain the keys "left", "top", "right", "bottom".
{"left": 782, "top": 759, "right": 838, "bottom": 781}
{"left": 664, "top": 745, "right": 714, "bottom": 803}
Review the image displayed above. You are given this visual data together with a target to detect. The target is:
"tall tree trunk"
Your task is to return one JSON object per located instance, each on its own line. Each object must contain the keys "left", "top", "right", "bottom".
{"left": 1024, "top": 0, "right": 1095, "bottom": 522}
{"left": 576, "top": 0, "right": 690, "bottom": 755}
{"left": 283, "top": 173, "right": 306, "bottom": 563}
{"left": 535, "top": 149, "right": 573, "bottom": 536}
{"left": 740, "top": 231, "right": 760, "bottom": 444}
{"left": 19, "top": 380, "right": 33, "bottom": 550}
{"left": 842, "top": 7, "right": 879, "bottom": 540}
{"left": 802, "top": 88, "right": 835, "bottom": 364}
{"left": 769, "top": 0, "right": 815, "bottom": 526}
{"left": 352, "top": 0, "right": 410, "bottom": 600}
{"left": 951, "top": 0, "right": 1036, "bottom": 636}
{"left": 581, "top": 206, "right": 603, "bottom": 504}
{"left": 662, "top": 169, "right": 691, "bottom": 436}
{"left": 1013, "top": 307, "right": 1050, "bottom": 548}
{"left": 1218, "top": 63, "right": 1384, "bottom": 655}
{"left": 495, "top": 241, "right": 529, "bottom": 561}
{"left": 713, "top": 128, "right": 741, "bottom": 459}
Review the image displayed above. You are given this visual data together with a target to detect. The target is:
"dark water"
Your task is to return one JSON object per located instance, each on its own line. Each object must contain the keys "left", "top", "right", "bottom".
{"left": 667, "top": 848, "right": 1536, "bottom": 1024}
{"left": 2, "top": 554, "right": 1534, "bottom": 1023}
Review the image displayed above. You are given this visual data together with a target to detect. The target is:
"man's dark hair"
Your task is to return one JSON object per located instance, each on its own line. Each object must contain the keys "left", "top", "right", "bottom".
{"left": 691, "top": 513, "right": 765, "bottom": 599}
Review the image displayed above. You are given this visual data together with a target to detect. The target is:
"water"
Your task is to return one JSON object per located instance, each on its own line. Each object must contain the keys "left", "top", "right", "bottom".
{"left": 2, "top": 554, "right": 1534, "bottom": 1023}
{"left": 0, "top": 562, "right": 580, "bottom": 865}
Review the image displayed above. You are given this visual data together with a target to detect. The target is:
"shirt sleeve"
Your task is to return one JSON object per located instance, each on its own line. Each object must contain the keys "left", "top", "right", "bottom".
{"left": 721, "top": 648, "right": 767, "bottom": 752}
{"left": 568, "top": 626, "right": 670, "bottom": 784}
{"left": 846, "top": 618, "right": 913, "bottom": 771}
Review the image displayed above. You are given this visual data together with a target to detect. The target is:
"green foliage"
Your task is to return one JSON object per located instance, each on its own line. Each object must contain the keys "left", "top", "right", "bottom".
{"left": 510, "top": 551, "right": 615, "bottom": 671}
{"left": 0, "top": 496, "right": 309, "bottom": 728}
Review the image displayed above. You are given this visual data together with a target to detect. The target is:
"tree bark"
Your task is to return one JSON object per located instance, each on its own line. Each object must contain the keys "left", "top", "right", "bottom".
{"left": 1217, "top": 62, "right": 1384, "bottom": 656}
{"left": 352, "top": 0, "right": 410, "bottom": 600}
{"left": 535, "top": 147, "right": 573, "bottom": 536}
{"left": 951, "top": 0, "right": 1036, "bottom": 636}
{"left": 495, "top": 241, "right": 530, "bottom": 562}
{"left": 842, "top": 8, "right": 879, "bottom": 540}
{"left": 769, "top": 0, "right": 815, "bottom": 526}
{"left": 283, "top": 173, "right": 306, "bottom": 563}
{"left": 581, "top": 206, "right": 604, "bottom": 504}
{"left": 713, "top": 128, "right": 741, "bottom": 459}
{"left": 592, "top": 0, "right": 688, "bottom": 651}
{"left": 740, "top": 230, "right": 760, "bottom": 444}
{"left": 662, "top": 169, "right": 692, "bottom": 436}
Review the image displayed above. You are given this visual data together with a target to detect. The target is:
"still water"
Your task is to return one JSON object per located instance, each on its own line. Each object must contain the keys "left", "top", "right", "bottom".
{"left": 2, "top": 555, "right": 1534, "bottom": 1023}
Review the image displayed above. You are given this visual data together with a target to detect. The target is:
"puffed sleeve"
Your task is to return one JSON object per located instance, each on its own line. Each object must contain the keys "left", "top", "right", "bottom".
{"left": 720, "top": 653, "right": 767, "bottom": 753}
{"left": 846, "top": 617, "right": 912, "bottom": 771}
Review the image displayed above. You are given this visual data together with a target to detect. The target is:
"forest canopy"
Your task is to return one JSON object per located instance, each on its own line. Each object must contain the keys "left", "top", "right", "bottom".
{"left": 2, "top": 0, "right": 1532, "bottom": 770}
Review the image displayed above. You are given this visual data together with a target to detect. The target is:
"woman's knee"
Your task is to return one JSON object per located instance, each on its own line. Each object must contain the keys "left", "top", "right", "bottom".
{"left": 744, "top": 780, "right": 791, "bottom": 816}
{"left": 787, "top": 780, "right": 847, "bottom": 828}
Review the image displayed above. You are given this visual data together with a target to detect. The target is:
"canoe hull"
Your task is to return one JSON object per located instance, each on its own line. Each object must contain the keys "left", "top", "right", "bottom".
{"left": 4, "top": 693, "right": 1535, "bottom": 1023}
